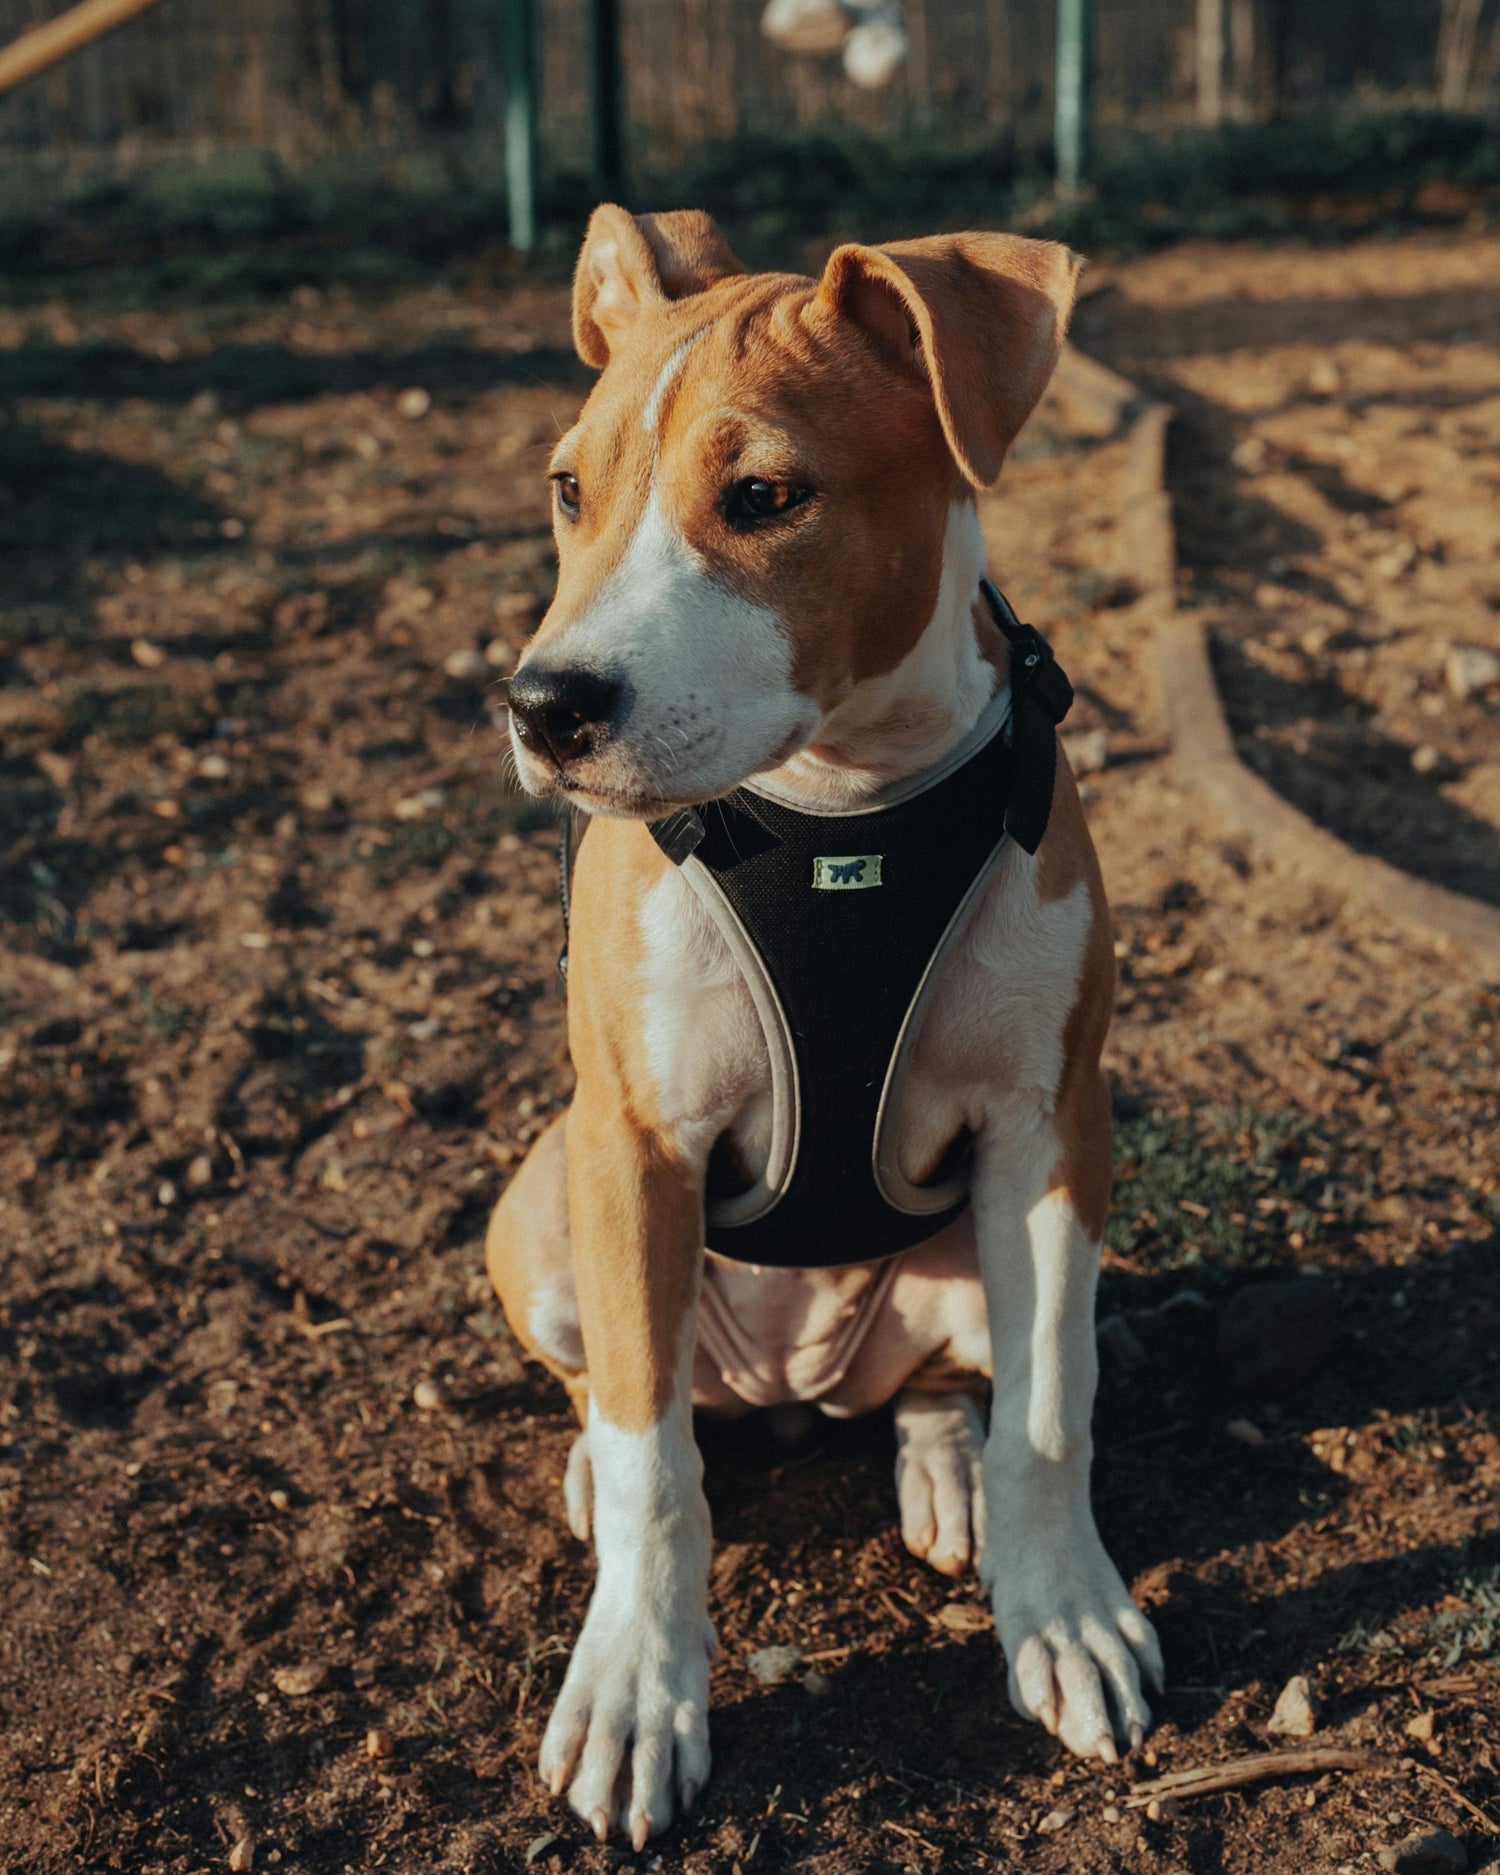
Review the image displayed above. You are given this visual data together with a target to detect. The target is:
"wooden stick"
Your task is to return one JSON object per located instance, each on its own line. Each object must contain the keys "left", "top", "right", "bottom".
{"left": 1126, "top": 1748, "right": 1393, "bottom": 1807}
{"left": 0, "top": 0, "right": 167, "bottom": 99}
{"left": 1403, "top": 1756, "right": 1500, "bottom": 1833}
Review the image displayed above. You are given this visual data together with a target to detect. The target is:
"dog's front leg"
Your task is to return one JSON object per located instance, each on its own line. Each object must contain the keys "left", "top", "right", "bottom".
{"left": 538, "top": 1080, "right": 713, "bottom": 1847}
{"left": 972, "top": 1093, "right": 1163, "bottom": 1761}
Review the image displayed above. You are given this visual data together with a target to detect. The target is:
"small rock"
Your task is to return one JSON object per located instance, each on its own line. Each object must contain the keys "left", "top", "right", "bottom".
{"left": 268, "top": 1488, "right": 290, "bottom": 1512}
{"left": 1411, "top": 743, "right": 1441, "bottom": 775}
{"left": 131, "top": 638, "right": 166, "bottom": 668}
{"left": 187, "top": 1154, "right": 214, "bottom": 1187}
{"left": 802, "top": 1669, "right": 831, "bottom": 1696}
{"left": 227, "top": 1837, "right": 255, "bottom": 1872}
{"left": 442, "top": 648, "right": 489, "bottom": 682}
{"left": 1102, "top": 1803, "right": 1122, "bottom": 1823}
{"left": 198, "top": 753, "right": 231, "bottom": 780}
{"left": 157, "top": 1181, "right": 177, "bottom": 1207}
{"left": 1445, "top": 644, "right": 1500, "bottom": 699}
{"left": 412, "top": 1378, "right": 444, "bottom": 1412}
{"left": 271, "top": 1662, "right": 328, "bottom": 1698}
{"left": 1266, "top": 1673, "right": 1318, "bottom": 1738}
{"left": 396, "top": 386, "right": 431, "bottom": 420}
{"left": 936, "top": 1600, "right": 990, "bottom": 1632}
{"left": 1037, "top": 1806, "right": 1075, "bottom": 1834}
{"left": 1218, "top": 1279, "right": 1337, "bottom": 1397}
{"left": 394, "top": 787, "right": 445, "bottom": 821}
{"left": 746, "top": 1644, "right": 803, "bottom": 1685}
{"left": 1307, "top": 357, "right": 1344, "bottom": 396}
{"left": 1224, "top": 1417, "right": 1266, "bottom": 1447}
{"left": 365, "top": 1727, "right": 394, "bottom": 1760}
{"left": 1063, "top": 727, "right": 1109, "bottom": 775}
{"left": 1145, "top": 1796, "right": 1182, "bottom": 1820}
{"left": 1377, "top": 1828, "right": 1468, "bottom": 1875}
{"left": 1405, "top": 1709, "right": 1436, "bottom": 1743}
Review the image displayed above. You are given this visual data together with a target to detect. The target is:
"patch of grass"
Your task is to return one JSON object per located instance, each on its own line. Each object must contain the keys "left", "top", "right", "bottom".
{"left": 1105, "top": 1104, "right": 1344, "bottom": 1284}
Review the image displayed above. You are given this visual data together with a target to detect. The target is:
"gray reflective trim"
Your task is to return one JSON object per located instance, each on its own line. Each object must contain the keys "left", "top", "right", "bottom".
{"left": 678, "top": 855, "right": 801, "bottom": 1229}
{"left": 871, "top": 832, "right": 1013, "bottom": 1214}
{"left": 744, "top": 683, "right": 1014, "bottom": 817}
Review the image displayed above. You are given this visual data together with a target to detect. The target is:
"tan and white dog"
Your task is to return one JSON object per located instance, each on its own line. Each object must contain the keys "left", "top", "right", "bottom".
{"left": 486, "top": 205, "right": 1163, "bottom": 1847}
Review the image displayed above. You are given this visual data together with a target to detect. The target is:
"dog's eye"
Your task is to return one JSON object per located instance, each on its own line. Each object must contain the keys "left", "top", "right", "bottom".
{"left": 551, "top": 472, "right": 581, "bottom": 520}
{"left": 725, "top": 478, "right": 812, "bottom": 528}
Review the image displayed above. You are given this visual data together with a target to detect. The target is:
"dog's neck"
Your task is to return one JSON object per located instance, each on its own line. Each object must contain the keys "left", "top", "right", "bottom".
{"left": 756, "top": 502, "right": 1003, "bottom": 813}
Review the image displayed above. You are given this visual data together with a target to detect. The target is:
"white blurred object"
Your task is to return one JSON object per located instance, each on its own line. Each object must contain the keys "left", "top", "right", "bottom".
{"left": 760, "top": 0, "right": 909, "bottom": 88}
{"left": 761, "top": 0, "right": 849, "bottom": 56}
{"left": 843, "top": 8, "right": 908, "bottom": 87}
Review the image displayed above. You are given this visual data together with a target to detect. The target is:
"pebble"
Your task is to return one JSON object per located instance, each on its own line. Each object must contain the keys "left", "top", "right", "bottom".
{"left": 198, "top": 753, "right": 231, "bottom": 780}
{"left": 802, "top": 1669, "right": 832, "bottom": 1697}
{"left": 412, "top": 1378, "right": 444, "bottom": 1412}
{"left": 1036, "top": 1806, "right": 1075, "bottom": 1834}
{"left": 442, "top": 648, "right": 489, "bottom": 682}
{"left": 1377, "top": 1828, "right": 1469, "bottom": 1875}
{"left": 746, "top": 1644, "right": 804, "bottom": 1685}
{"left": 1307, "top": 357, "right": 1344, "bottom": 396}
{"left": 1102, "top": 1803, "right": 1122, "bottom": 1823}
{"left": 1144, "top": 1797, "right": 1183, "bottom": 1821}
{"left": 1405, "top": 1709, "right": 1436, "bottom": 1742}
{"left": 268, "top": 1489, "right": 290, "bottom": 1512}
{"left": 365, "top": 1727, "right": 394, "bottom": 1760}
{"left": 131, "top": 638, "right": 166, "bottom": 668}
{"left": 227, "top": 1838, "right": 255, "bottom": 1872}
{"left": 1266, "top": 1673, "right": 1319, "bottom": 1738}
{"left": 187, "top": 1154, "right": 214, "bottom": 1187}
{"left": 157, "top": 1181, "right": 177, "bottom": 1207}
{"left": 396, "top": 386, "right": 431, "bottom": 419}
{"left": 1224, "top": 1417, "right": 1266, "bottom": 1446}
{"left": 1411, "top": 743, "right": 1441, "bottom": 775}
{"left": 1445, "top": 643, "right": 1500, "bottom": 699}
{"left": 271, "top": 1662, "right": 328, "bottom": 1698}
{"left": 1218, "top": 1279, "right": 1337, "bottom": 1397}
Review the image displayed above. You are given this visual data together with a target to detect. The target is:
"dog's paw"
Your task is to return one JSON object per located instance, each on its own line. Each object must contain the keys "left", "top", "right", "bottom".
{"left": 987, "top": 1527, "right": 1162, "bottom": 1761}
{"left": 539, "top": 1594, "right": 715, "bottom": 1847}
{"left": 894, "top": 1390, "right": 986, "bottom": 1577}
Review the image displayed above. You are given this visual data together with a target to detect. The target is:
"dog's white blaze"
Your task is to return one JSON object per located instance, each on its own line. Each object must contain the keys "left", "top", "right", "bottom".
{"left": 548, "top": 492, "right": 817, "bottom": 802}
{"left": 641, "top": 331, "right": 703, "bottom": 437}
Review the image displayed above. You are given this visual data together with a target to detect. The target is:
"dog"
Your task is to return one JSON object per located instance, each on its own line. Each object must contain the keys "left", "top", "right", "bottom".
{"left": 486, "top": 205, "right": 1163, "bottom": 1847}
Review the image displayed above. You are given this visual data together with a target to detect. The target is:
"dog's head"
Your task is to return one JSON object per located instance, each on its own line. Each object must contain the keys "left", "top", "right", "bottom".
{"left": 506, "top": 206, "right": 1079, "bottom": 816}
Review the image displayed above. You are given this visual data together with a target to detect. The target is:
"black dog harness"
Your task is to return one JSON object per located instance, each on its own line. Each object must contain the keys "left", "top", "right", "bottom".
{"left": 559, "top": 581, "right": 1073, "bottom": 1270}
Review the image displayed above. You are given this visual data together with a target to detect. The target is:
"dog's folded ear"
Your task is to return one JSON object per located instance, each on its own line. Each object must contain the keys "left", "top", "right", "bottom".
{"left": 573, "top": 205, "right": 745, "bottom": 366}
{"left": 815, "top": 233, "right": 1082, "bottom": 487}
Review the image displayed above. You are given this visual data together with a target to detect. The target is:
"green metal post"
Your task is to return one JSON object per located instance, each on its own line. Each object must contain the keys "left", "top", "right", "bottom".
{"left": 586, "top": 0, "right": 624, "bottom": 200}
{"left": 505, "top": 0, "right": 537, "bottom": 252}
{"left": 1054, "top": 0, "right": 1092, "bottom": 198}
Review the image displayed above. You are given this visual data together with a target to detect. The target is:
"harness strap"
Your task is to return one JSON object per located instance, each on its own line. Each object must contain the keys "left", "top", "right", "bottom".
{"left": 980, "top": 578, "right": 1073, "bottom": 855}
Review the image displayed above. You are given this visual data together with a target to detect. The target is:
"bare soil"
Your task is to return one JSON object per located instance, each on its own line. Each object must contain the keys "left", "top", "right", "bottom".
{"left": 2, "top": 234, "right": 1497, "bottom": 1875}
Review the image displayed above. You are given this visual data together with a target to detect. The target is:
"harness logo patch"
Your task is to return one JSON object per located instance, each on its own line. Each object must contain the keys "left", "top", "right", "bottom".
{"left": 812, "top": 854, "right": 883, "bottom": 891}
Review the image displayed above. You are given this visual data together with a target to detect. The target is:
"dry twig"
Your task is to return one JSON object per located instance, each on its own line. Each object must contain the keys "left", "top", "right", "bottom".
{"left": 1126, "top": 1748, "right": 1392, "bottom": 1807}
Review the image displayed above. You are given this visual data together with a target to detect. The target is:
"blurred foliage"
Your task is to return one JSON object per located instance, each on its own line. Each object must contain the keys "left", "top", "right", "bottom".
{"left": 1, "top": 106, "right": 1497, "bottom": 305}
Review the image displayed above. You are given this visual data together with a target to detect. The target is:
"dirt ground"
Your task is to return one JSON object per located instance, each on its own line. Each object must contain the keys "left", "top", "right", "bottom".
{"left": 1, "top": 229, "right": 1497, "bottom": 1875}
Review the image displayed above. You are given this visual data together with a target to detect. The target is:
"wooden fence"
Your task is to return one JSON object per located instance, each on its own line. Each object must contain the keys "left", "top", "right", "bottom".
{"left": 0, "top": 0, "right": 1488, "bottom": 186}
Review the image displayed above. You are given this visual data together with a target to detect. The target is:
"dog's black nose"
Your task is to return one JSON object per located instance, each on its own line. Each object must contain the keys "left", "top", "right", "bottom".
{"left": 507, "top": 666, "right": 621, "bottom": 765}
